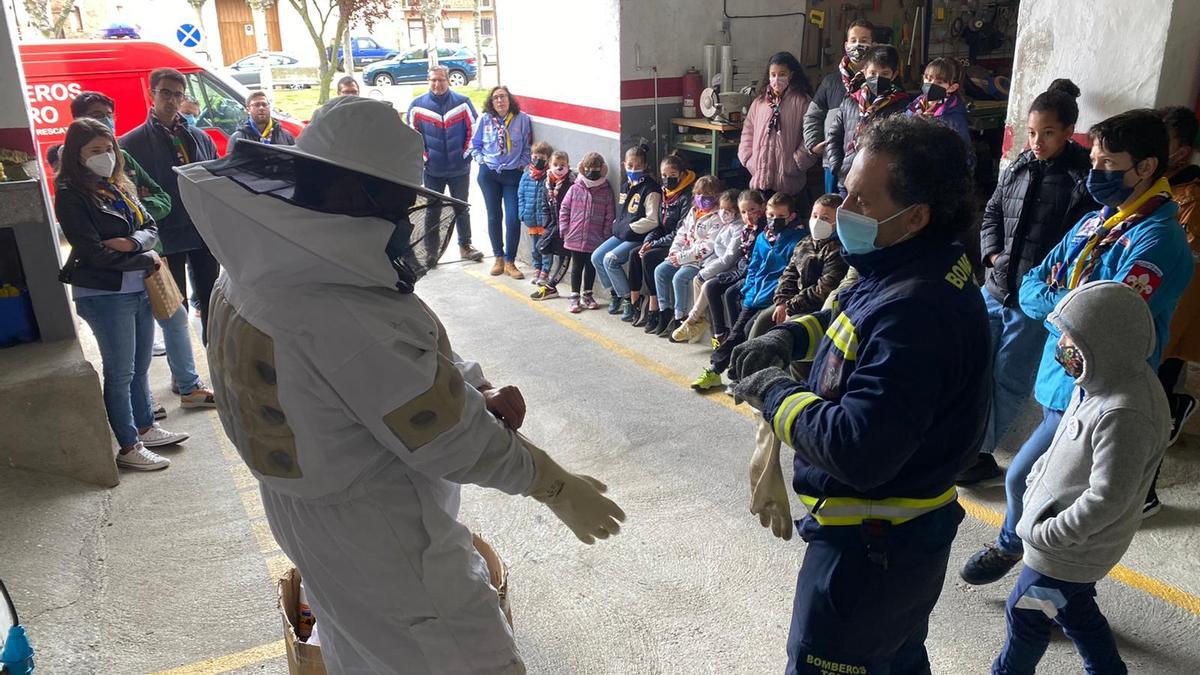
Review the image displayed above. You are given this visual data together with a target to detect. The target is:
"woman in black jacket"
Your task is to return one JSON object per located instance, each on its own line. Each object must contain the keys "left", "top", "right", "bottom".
{"left": 634, "top": 152, "right": 696, "bottom": 329}
{"left": 961, "top": 79, "right": 1098, "bottom": 485}
{"left": 56, "top": 118, "right": 187, "bottom": 472}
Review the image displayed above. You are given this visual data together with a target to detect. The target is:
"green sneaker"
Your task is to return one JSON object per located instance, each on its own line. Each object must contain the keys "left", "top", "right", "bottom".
{"left": 691, "top": 368, "right": 723, "bottom": 391}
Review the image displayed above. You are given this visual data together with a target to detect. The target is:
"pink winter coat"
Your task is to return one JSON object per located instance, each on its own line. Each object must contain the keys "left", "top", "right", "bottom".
{"left": 737, "top": 88, "right": 817, "bottom": 195}
{"left": 559, "top": 179, "right": 616, "bottom": 253}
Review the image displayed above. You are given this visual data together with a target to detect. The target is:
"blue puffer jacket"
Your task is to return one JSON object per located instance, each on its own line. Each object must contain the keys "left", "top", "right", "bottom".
{"left": 1020, "top": 192, "right": 1193, "bottom": 412}
{"left": 762, "top": 234, "right": 990, "bottom": 511}
{"left": 407, "top": 90, "right": 477, "bottom": 177}
{"left": 518, "top": 170, "right": 548, "bottom": 227}
{"left": 740, "top": 222, "right": 806, "bottom": 310}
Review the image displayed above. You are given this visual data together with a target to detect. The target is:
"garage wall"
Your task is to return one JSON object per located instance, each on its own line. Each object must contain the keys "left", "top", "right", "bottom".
{"left": 1003, "top": 0, "right": 1200, "bottom": 161}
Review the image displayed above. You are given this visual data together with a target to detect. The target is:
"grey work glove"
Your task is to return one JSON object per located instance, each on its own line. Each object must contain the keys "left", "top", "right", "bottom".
{"left": 730, "top": 328, "right": 794, "bottom": 381}
{"left": 521, "top": 435, "right": 627, "bottom": 544}
{"left": 729, "top": 366, "right": 793, "bottom": 410}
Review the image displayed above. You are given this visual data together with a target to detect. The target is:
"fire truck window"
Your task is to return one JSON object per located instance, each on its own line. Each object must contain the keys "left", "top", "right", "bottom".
{"left": 186, "top": 72, "right": 244, "bottom": 137}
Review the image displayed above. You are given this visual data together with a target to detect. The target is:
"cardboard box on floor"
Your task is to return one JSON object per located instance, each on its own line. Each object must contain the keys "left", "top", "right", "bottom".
{"left": 276, "top": 534, "right": 510, "bottom": 675}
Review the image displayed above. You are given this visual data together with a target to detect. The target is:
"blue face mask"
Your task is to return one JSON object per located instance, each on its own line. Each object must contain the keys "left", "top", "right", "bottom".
{"left": 182, "top": 114, "right": 197, "bottom": 127}
{"left": 1086, "top": 168, "right": 1136, "bottom": 208}
{"left": 98, "top": 115, "right": 115, "bottom": 131}
{"left": 835, "top": 204, "right": 916, "bottom": 255}
{"left": 627, "top": 169, "right": 644, "bottom": 183}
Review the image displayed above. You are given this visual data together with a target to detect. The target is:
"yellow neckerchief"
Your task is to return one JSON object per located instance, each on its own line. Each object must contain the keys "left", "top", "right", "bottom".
{"left": 1067, "top": 175, "right": 1174, "bottom": 288}
{"left": 258, "top": 117, "right": 275, "bottom": 143}
{"left": 664, "top": 170, "right": 697, "bottom": 201}
{"left": 96, "top": 179, "right": 146, "bottom": 228}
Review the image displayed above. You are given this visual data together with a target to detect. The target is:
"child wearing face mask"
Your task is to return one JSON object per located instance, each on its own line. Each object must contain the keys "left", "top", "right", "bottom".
{"left": 592, "top": 144, "right": 662, "bottom": 320}
{"left": 558, "top": 152, "right": 616, "bottom": 313}
{"left": 671, "top": 189, "right": 743, "bottom": 343}
{"left": 530, "top": 151, "right": 576, "bottom": 300}
{"left": 826, "top": 44, "right": 910, "bottom": 195}
{"left": 771, "top": 193, "right": 849, "bottom": 324}
{"left": 519, "top": 141, "right": 555, "bottom": 285}
{"left": 691, "top": 192, "right": 808, "bottom": 391}
{"left": 738, "top": 51, "right": 817, "bottom": 197}
{"left": 906, "top": 58, "right": 972, "bottom": 156}
{"left": 637, "top": 153, "right": 697, "bottom": 329}
{"left": 648, "top": 175, "right": 725, "bottom": 336}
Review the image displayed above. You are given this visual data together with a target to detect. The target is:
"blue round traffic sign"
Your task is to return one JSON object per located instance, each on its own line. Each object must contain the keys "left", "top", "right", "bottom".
{"left": 176, "top": 24, "right": 203, "bottom": 48}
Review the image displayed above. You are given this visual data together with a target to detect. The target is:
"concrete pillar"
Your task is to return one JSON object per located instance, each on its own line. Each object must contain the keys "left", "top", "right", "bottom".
{"left": 1003, "top": 0, "right": 1200, "bottom": 161}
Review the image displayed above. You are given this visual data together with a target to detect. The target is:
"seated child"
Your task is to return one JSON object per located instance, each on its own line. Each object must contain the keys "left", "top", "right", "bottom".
{"left": 771, "top": 193, "right": 849, "bottom": 324}
{"left": 671, "top": 189, "right": 743, "bottom": 343}
{"left": 592, "top": 144, "right": 662, "bottom": 318}
{"left": 648, "top": 175, "right": 724, "bottom": 336}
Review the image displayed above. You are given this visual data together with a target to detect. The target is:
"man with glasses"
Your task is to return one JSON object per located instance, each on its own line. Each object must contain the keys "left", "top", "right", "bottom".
{"left": 229, "top": 91, "right": 296, "bottom": 147}
{"left": 407, "top": 64, "right": 484, "bottom": 262}
{"left": 122, "top": 67, "right": 220, "bottom": 345}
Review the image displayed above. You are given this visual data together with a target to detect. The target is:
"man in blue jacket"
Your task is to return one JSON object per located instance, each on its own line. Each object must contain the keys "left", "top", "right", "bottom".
{"left": 122, "top": 67, "right": 219, "bottom": 344}
{"left": 407, "top": 64, "right": 483, "bottom": 262}
{"left": 729, "top": 115, "right": 990, "bottom": 675}
{"left": 962, "top": 109, "right": 1193, "bottom": 585}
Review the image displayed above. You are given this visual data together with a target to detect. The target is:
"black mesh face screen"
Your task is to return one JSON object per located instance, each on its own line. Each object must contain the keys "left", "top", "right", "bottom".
{"left": 206, "top": 140, "right": 463, "bottom": 291}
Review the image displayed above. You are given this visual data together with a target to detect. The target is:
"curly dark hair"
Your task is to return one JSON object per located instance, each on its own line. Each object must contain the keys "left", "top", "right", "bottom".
{"left": 483, "top": 85, "right": 520, "bottom": 117}
{"left": 856, "top": 115, "right": 974, "bottom": 240}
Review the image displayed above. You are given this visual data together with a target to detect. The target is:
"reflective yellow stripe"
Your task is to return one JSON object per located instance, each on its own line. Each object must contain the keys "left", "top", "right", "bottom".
{"left": 824, "top": 312, "right": 858, "bottom": 361}
{"left": 788, "top": 313, "right": 823, "bottom": 361}
{"left": 797, "top": 486, "right": 959, "bottom": 526}
{"left": 772, "top": 391, "right": 822, "bottom": 441}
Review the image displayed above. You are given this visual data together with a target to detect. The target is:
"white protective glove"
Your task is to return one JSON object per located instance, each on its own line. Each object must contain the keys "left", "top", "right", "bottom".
{"left": 521, "top": 436, "right": 626, "bottom": 544}
{"left": 750, "top": 419, "right": 794, "bottom": 541}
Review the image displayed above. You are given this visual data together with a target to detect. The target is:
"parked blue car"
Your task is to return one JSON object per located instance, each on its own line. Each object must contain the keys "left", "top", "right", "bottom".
{"left": 335, "top": 36, "right": 397, "bottom": 71}
{"left": 363, "top": 45, "right": 478, "bottom": 87}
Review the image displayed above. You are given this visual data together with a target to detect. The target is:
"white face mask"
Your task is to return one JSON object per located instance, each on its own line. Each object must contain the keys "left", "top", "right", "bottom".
{"left": 809, "top": 217, "right": 834, "bottom": 241}
{"left": 84, "top": 151, "right": 116, "bottom": 178}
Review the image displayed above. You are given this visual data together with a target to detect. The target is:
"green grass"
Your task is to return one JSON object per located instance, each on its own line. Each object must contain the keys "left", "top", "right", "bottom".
{"left": 272, "top": 85, "right": 489, "bottom": 122}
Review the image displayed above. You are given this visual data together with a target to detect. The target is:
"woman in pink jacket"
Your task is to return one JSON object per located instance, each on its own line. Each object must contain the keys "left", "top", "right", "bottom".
{"left": 559, "top": 152, "right": 616, "bottom": 313}
{"left": 737, "top": 51, "right": 817, "bottom": 198}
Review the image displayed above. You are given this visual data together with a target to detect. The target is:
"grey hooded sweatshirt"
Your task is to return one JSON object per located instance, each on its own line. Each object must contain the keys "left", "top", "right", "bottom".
{"left": 1016, "top": 280, "right": 1170, "bottom": 583}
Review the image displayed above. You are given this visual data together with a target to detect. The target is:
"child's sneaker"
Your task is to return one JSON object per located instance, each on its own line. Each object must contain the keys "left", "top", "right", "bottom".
{"left": 582, "top": 292, "right": 600, "bottom": 310}
{"left": 531, "top": 284, "right": 559, "bottom": 301}
{"left": 691, "top": 368, "right": 724, "bottom": 391}
{"left": 711, "top": 333, "right": 726, "bottom": 350}
{"left": 181, "top": 387, "right": 217, "bottom": 409}
{"left": 671, "top": 316, "right": 710, "bottom": 344}
{"left": 116, "top": 444, "right": 171, "bottom": 471}
{"left": 606, "top": 291, "right": 622, "bottom": 314}
{"left": 569, "top": 294, "right": 583, "bottom": 313}
{"left": 531, "top": 272, "right": 543, "bottom": 286}
{"left": 620, "top": 298, "right": 638, "bottom": 322}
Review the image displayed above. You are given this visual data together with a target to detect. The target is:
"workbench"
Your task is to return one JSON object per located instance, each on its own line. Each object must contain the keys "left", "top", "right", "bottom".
{"left": 668, "top": 117, "right": 742, "bottom": 176}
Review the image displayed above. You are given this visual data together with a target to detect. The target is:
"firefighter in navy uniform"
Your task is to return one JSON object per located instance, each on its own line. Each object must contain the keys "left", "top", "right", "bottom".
{"left": 730, "top": 115, "right": 991, "bottom": 675}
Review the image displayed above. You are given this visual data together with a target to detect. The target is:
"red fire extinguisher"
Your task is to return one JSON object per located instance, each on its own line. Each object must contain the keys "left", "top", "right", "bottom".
{"left": 681, "top": 67, "right": 703, "bottom": 118}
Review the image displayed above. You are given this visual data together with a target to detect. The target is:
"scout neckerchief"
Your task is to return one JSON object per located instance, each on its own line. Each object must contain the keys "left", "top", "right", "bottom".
{"left": 528, "top": 162, "right": 547, "bottom": 181}
{"left": 847, "top": 86, "right": 907, "bottom": 155}
{"left": 95, "top": 178, "right": 148, "bottom": 229}
{"left": 766, "top": 87, "right": 783, "bottom": 133}
{"left": 908, "top": 92, "right": 960, "bottom": 118}
{"left": 1053, "top": 176, "right": 1174, "bottom": 290}
{"left": 492, "top": 112, "right": 515, "bottom": 154}
{"left": 839, "top": 55, "right": 864, "bottom": 94}
{"left": 151, "top": 110, "right": 191, "bottom": 165}
{"left": 255, "top": 117, "right": 276, "bottom": 144}
{"left": 739, "top": 216, "right": 764, "bottom": 256}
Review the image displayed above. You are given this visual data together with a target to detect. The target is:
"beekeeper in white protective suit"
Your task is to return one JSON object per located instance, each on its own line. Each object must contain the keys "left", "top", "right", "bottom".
{"left": 175, "top": 96, "right": 626, "bottom": 674}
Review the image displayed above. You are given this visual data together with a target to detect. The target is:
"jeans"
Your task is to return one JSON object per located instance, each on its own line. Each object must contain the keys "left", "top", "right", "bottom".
{"left": 156, "top": 305, "right": 202, "bottom": 396}
{"left": 423, "top": 172, "right": 473, "bottom": 246}
{"left": 997, "top": 407, "right": 1064, "bottom": 555}
{"left": 823, "top": 167, "right": 837, "bottom": 195}
{"left": 591, "top": 237, "right": 641, "bottom": 298}
{"left": 528, "top": 233, "right": 552, "bottom": 274}
{"left": 166, "top": 246, "right": 219, "bottom": 346}
{"left": 653, "top": 261, "right": 701, "bottom": 318}
{"left": 476, "top": 166, "right": 522, "bottom": 261}
{"left": 983, "top": 289, "right": 1047, "bottom": 452}
{"left": 75, "top": 292, "right": 155, "bottom": 449}
{"left": 993, "top": 566, "right": 1126, "bottom": 675}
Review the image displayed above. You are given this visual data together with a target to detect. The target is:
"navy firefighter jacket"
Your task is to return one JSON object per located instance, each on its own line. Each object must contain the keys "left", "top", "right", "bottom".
{"left": 762, "top": 232, "right": 991, "bottom": 508}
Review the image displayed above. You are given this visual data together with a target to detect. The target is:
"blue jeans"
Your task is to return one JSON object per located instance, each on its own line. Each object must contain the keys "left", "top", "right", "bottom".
{"left": 157, "top": 305, "right": 202, "bottom": 396}
{"left": 528, "top": 232, "right": 547, "bottom": 273}
{"left": 476, "top": 166, "right": 522, "bottom": 261}
{"left": 983, "top": 288, "right": 1047, "bottom": 451}
{"left": 591, "top": 237, "right": 641, "bottom": 298}
{"left": 653, "top": 261, "right": 701, "bottom": 318}
{"left": 823, "top": 167, "right": 837, "bottom": 195}
{"left": 76, "top": 292, "right": 155, "bottom": 449}
{"left": 423, "top": 172, "right": 473, "bottom": 246}
{"left": 994, "top": 566, "right": 1126, "bottom": 675}
{"left": 997, "top": 407, "right": 1064, "bottom": 555}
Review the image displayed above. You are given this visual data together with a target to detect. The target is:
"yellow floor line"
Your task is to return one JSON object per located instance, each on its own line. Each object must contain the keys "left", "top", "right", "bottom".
{"left": 151, "top": 639, "right": 287, "bottom": 675}
{"left": 466, "top": 268, "right": 1200, "bottom": 618}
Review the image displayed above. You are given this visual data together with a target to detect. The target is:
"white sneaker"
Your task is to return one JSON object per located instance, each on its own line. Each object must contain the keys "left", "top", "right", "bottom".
{"left": 138, "top": 424, "right": 189, "bottom": 448}
{"left": 117, "top": 444, "right": 171, "bottom": 471}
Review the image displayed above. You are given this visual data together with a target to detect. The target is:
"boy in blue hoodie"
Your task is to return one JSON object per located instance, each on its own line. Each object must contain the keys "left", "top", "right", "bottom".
{"left": 692, "top": 192, "right": 806, "bottom": 390}
{"left": 962, "top": 109, "right": 1193, "bottom": 586}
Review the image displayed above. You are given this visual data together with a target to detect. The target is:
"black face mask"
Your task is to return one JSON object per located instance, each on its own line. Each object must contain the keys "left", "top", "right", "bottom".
{"left": 533, "top": 158, "right": 548, "bottom": 170}
{"left": 664, "top": 175, "right": 680, "bottom": 190}
{"left": 583, "top": 168, "right": 602, "bottom": 180}
{"left": 921, "top": 82, "right": 947, "bottom": 101}
{"left": 769, "top": 216, "right": 788, "bottom": 234}
{"left": 865, "top": 75, "right": 893, "bottom": 98}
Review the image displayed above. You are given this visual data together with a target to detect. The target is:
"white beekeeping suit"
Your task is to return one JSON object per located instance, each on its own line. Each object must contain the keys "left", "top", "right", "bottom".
{"left": 176, "top": 97, "right": 625, "bottom": 674}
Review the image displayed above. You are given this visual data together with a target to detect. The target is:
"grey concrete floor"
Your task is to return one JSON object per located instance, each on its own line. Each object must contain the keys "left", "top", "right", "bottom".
{"left": 4, "top": 173, "right": 1199, "bottom": 672}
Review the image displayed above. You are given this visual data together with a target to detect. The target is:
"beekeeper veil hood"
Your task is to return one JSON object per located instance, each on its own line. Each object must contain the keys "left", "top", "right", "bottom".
{"left": 177, "top": 96, "right": 465, "bottom": 293}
